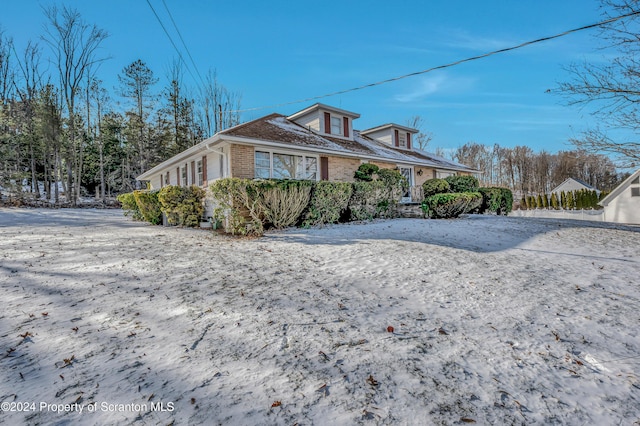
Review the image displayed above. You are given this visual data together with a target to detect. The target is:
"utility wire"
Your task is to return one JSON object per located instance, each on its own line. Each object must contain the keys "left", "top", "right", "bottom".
{"left": 160, "top": 0, "right": 206, "bottom": 88}
{"left": 145, "top": 0, "right": 202, "bottom": 91}
{"left": 233, "top": 10, "right": 640, "bottom": 114}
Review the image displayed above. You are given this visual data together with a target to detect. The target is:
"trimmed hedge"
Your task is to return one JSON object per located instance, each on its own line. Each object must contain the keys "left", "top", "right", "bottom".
{"left": 421, "top": 192, "right": 483, "bottom": 219}
{"left": 210, "top": 176, "right": 406, "bottom": 235}
{"left": 117, "top": 192, "right": 143, "bottom": 221}
{"left": 354, "top": 163, "right": 379, "bottom": 181}
{"left": 477, "top": 187, "right": 513, "bottom": 215}
{"left": 348, "top": 180, "right": 393, "bottom": 221}
{"left": 422, "top": 178, "right": 450, "bottom": 197}
{"left": 158, "top": 185, "right": 205, "bottom": 227}
{"left": 301, "top": 181, "right": 353, "bottom": 227}
{"left": 444, "top": 175, "right": 479, "bottom": 193}
{"left": 133, "top": 190, "right": 162, "bottom": 224}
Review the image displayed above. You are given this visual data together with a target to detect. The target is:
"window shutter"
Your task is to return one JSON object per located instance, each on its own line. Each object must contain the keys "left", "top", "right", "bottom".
{"left": 406, "top": 132, "right": 411, "bottom": 149}
{"left": 394, "top": 129, "right": 399, "bottom": 147}
{"left": 324, "top": 112, "right": 331, "bottom": 134}
{"left": 202, "top": 155, "right": 208, "bottom": 184}
{"left": 343, "top": 117, "right": 349, "bottom": 137}
{"left": 190, "top": 161, "right": 195, "bottom": 185}
{"left": 320, "top": 157, "right": 329, "bottom": 181}
{"left": 176, "top": 167, "right": 180, "bottom": 186}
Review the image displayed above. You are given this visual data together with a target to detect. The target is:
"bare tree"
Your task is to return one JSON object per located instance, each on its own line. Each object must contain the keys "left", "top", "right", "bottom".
{"left": 405, "top": 115, "right": 434, "bottom": 151}
{"left": 42, "top": 5, "right": 108, "bottom": 204}
{"left": 0, "top": 30, "right": 14, "bottom": 103}
{"left": 13, "top": 41, "right": 44, "bottom": 197}
{"left": 199, "top": 68, "right": 241, "bottom": 136}
{"left": 558, "top": 0, "right": 640, "bottom": 167}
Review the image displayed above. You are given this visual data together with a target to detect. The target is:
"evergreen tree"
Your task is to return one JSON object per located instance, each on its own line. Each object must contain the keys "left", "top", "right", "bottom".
{"left": 537, "top": 194, "right": 543, "bottom": 210}
{"left": 566, "top": 191, "right": 575, "bottom": 210}
{"left": 542, "top": 193, "right": 549, "bottom": 209}
{"left": 575, "top": 190, "right": 583, "bottom": 210}
{"left": 550, "top": 192, "right": 559, "bottom": 210}
{"left": 520, "top": 197, "right": 527, "bottom": 210}
{"left": 560, "top": 191, "right": 567, "bottom": 209}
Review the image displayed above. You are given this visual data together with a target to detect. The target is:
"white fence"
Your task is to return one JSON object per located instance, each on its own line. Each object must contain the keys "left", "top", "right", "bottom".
{"left": 510, "top": 208, "right": 604, "bottom": 222}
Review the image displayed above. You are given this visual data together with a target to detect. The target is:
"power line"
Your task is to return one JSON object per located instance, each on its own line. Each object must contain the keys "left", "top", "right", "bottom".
{"left": 144, "top": 0, "right": 202, "bottom": 91}
{"left": 233, "top": 10, "right": 640, "bottom": 114}
{"left": 160, "top": 0, "right": 206, "bottom": 88}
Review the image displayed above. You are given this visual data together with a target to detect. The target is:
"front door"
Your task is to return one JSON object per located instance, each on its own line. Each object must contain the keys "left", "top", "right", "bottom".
{"left": 399, "top": 166, "right": 413, "bottom": 203}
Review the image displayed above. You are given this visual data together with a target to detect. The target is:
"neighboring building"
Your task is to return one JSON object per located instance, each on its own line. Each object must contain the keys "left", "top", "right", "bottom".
{"left": 551, "top": 178, "right": 600, "bottom": 197}
{"left": 137, "top": 103, "right": 478, "bottom": 210}
{"left": 599, "top": 168, "right": 640, "bottom": 224}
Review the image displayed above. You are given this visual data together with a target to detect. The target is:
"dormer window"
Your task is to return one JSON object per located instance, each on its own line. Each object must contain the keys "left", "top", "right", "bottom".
{"left": 331, "top": 116, "right": 342, "bottom": 135}
{"left": 323, "top": 112, "right": 350, "bottom": 137}
{"left": 288, "top": 103, "right": 359, "bottom": 140}
{"left": 398, "top": 132, "right": 407, "bottom": 148}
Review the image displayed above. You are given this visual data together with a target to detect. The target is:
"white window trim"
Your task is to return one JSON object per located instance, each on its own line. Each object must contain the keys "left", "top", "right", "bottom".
{"left": 254, "top": 149, "right": 320, "bottom": 181}
{"left": 196, "top": 160, "right": 203, "bottom": 186}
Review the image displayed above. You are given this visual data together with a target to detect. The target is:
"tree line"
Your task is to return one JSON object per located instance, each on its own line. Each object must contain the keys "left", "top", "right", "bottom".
{"left": 0, "top": 6, "right": 241, "bottom": 205}
{"left": 449, "top": 142, "right": 625, "bottom": 197}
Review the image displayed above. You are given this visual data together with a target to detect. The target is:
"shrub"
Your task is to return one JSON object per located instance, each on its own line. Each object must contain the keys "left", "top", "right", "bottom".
{"left": 260, "top": 180, "right": 313, "bottom": 229}
{"left": 550, "top": 192, "right": 559, "bottom": 210}
{"left": 498, "top": 188, "right": 513, "bottom": 215}
{"left": 354, "top": 163, "right": 379, "bottom": 181}
{"left": 301, "top": 181, "right": 353, "bottom": 227}
{"left": 421, "top": 192, "right": 483, "bottom": 219}
{"left": 348, "top": 181, "right": 392, "bottom": 221}
{"left": 422, "top": 178, "right": 450, "bottom": 197}
{"left": 117, "top": 192, "right": 143, "bottom": 221}
{"left": 210, "top": 178, "right": 313, "bottom": 235}
{"left": 477, "top": 187, "right": 501, "bottom": 214}
{"left": 444, "top": 175, "right": 479, "bottom": 193}
{"left": 158, "top": 185, "right": 205, "bottom": 227}
{"left": 133, "top": 190, "right": 162, "bottom": 224}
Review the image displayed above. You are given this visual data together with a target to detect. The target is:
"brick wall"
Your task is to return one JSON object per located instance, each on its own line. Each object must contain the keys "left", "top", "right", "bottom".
{"left": 230, "top": 144, "right": 255, "bottom": 179}
{"left": 327, "top": 156, "right": 361, "bottom": 182}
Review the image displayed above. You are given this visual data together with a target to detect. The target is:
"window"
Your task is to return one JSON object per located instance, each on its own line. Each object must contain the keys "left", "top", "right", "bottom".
{"left": 255, "top": 151, "right": 318, "bottom": 180}
{"left": 398, "top": 133, "right": 407, "bottom": 148}
{"left": 181, "top": 166, "right": 187, "bottom": 186}
{"left": 196, "top": 160, "right": 203, "bottom": 186}
{"left": 165, "top": 171, "right": 170, "bottom": 186}
{"left": 632, "top": 187, "right": 640, "bottom": 197}
{"left": 330, "top": 116, "right": 342, "bottom": 135}
{"left": 255, "top": 151, "right": 270, "bottom": 178}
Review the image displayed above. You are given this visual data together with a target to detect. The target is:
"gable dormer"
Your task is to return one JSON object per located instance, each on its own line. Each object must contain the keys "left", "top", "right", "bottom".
{"left": 287, "top": 103, "right": 360, "bottom": 140}
{"left": 361, "top": 124, "right": 418, "bottom": 150}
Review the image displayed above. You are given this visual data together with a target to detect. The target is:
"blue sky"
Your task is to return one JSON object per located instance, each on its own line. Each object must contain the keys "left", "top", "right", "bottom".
{"left": 2, "top": 0, "right": 612, "bottom": 154}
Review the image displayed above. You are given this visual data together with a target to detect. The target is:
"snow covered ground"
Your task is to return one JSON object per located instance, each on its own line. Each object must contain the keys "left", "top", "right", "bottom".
{"left": 1, "top": 208, "right": 638, "bottom": 425}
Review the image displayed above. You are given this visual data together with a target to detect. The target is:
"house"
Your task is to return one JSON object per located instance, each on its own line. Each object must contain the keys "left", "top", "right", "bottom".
{"left": 136, "top": 103, "right": 478, "bottom": 211}
{"left": 599, "top": 168, "right": 640, "bottom": 224}
{"left": 551, "top": 177, "right": 600, "bottom": 197}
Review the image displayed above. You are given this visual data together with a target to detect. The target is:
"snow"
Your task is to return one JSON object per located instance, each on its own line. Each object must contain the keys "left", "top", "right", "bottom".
{"left": 1, "top": 209, "right": 639, "bottom": 425}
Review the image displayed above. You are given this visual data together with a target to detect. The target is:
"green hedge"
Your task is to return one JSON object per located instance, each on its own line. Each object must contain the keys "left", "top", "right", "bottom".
{"left": 133, "top": 190, "right": 162, "bottom": 224}
{"left": 422, "top": 178, "right": 450, "bottom": 197}
{"left": 117, "top": 192, "right": 143, "bottom": 221}
{"left": 157, "top": 185, "right": 205, "bottom": 227}
{"left": 210, "top": 176, "right": 405, "bottom": 235}
{"left": 444, "top": 175, "right": 479, "bottom": 193}
{"left": 301, "top": 181, "right": 353, "bottom": 227}
{"left": 421, "top": 192, "right": 483, "bottom": 219}
{"left": 477, "top": 187, "right": 513, "bottom": 215}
